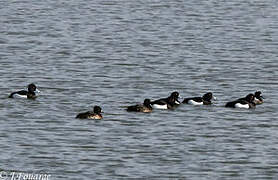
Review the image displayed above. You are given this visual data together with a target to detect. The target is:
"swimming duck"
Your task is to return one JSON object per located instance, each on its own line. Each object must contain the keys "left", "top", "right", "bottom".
{"left": 127, "top": 99, "right": 152, "bottom": 113}
{"left": 225, "top": 94, "right": 256, "bottom": 109}
{"left": 183, "top": 92, "right": 216, "bottom": 105}
{"left": 76, "top": 106, "right": 103, "bottom": 119}
{"left": 150, "top": 91, "right": 180, "bottom": 109}
{"left": 9, "top": 83, "right": 40, "bottom": 99}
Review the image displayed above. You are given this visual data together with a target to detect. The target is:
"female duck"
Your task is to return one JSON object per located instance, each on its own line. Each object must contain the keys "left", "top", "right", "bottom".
{"left": 127, "top": 99, "right": 152, "bottom": 113}
{"left": 9, "top": 83, "right": 40, "bottom": 99}
{"left": 76, "top": 106, "right": 103, "bottom": 119}
{"left": 225, "top": 94, "right": 256, "bottom": 109}
{"left": 183, "top": 92, "right": 216, "bottom": 105}
{"left": 150, "top": 91, "right": 180, "bottom": 109}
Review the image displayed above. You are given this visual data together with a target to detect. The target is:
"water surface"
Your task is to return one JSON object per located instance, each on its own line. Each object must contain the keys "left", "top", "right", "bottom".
{"left": 1, "top": 0, "right": 278, "bottom": 179}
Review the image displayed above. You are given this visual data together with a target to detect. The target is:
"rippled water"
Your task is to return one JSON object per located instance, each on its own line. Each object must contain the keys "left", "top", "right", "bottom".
{"left": 1, "top": 0, "right": 278, "bottom": 179}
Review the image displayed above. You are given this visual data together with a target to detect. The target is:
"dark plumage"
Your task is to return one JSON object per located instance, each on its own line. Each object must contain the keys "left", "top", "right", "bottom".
{"left": 225, "top": 94, "right": 256, "bottom": 109}
{"left": 76, "top": 106, "right": 103, "bottom": 119}
{"left": 150, "top": 91, "right": 180, "bottom": 109}
{"left": 9, "top": 83, "right": 39, "bottom": 99}
{"left": 127, "top": 99, "right": 152, "bottom": 113}
{"left": 254, "top": 91, "right": 264, "bottom": 105}
{"left": 183, "top": 92, "right": 215, "bottom": 105}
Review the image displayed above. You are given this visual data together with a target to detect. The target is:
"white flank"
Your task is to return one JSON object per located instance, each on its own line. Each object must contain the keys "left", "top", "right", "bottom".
{"left": 188, "top": 100, "right": 203, "bottom": 105}
{"left": 235, "top": 103, "right": 249, "bottom": 109}
{"left": 152, "top": 104, "right": 168, "bottom": 109}
{"left": 13, "top": 94, "right": 27, "bottom": 99}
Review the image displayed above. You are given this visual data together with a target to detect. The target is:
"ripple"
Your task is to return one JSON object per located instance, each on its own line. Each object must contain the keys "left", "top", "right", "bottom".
{"left": 1, "top": 0, "right": 278, "bottom": 179}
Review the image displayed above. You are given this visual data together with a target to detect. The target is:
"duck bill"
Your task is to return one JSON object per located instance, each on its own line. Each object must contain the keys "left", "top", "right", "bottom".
{"left": 213, "top": 96, "right": 217, "bottom": 100}
{"left": 35, "top": 89, "right": 41, "bottom": 93}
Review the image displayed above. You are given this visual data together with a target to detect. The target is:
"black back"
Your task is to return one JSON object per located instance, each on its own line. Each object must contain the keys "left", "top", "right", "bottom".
{"left": 151, "top": 91, "right": 180, "bottom": 106}
{"left": 9, "top": 90, "right": 27, "bottom": 98}
{"left": 9, "top": 83, "right": 38, "bottom": 99}
{"left": 76, "top": 111, "right": 93, "bottom": 119}
{"left": 225, "top": 94, "right": 255, "bottom": 108}
{"left": 183, "top": 92, "right": 213, "bottom": 105}
{"left": 183, "top": 97, "right": 202, "bottom": 104}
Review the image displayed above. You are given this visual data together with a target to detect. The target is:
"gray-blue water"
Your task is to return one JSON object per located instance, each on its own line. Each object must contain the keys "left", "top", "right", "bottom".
{"left": 1, "top": 0, "right": 278, "bottom": 179}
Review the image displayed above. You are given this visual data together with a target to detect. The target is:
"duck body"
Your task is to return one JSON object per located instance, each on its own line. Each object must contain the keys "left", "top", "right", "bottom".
{"left": 76, "top": 111, "right": 102, "bottom": 119}
{"left": 9, "top": 90, "right": 36, "bottom": 99}
{"left": 183, "top": 92, "right": 215, "bottom": 105}
{"left": 9, "top": 83, "right": 39, "bottom": 99}
{"left": 183, "top": 97, "right": 207, "bottom": 105}
{"left": 225, "top": 94, "right": 256, "bottom": 109}
{"left": 127, "top": 99, "right": 152, "bottom": 113}
{"left": 225, "top": 100, "right": 255, "bottom": 109}
{"left": 150, "top": 92, "right": 180, "bottom": 110}
{"left": 76, "top": 106, "right": 102, "bottom": 119}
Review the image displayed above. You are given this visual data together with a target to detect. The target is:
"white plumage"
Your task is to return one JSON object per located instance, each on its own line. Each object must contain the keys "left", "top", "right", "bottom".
{"left": 235, "top": 103, "right": 250, "bottom": 109}
{"left": 188, "top": 100, "right": 203, "bottom": 106}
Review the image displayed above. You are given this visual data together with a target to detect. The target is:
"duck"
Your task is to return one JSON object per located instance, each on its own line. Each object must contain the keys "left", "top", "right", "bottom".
{"left": 9, "top": 83, "right": 40, "bottom": 99}
{"left": 236, "top": 91, "right": 264, "bottom": 105}
{"left": 254, "top": 91, "right": 264, "bottom": 105}
{"left": 150, "top": 91, "right": 180, "bottom": 109}
{"left": 76, "top": 106, "right": 103, "bottom": 119}
{"left": 182, "top": 92, "right": 216, "bottom": 105}
{"left": 127, "top": 99, "right": 152, "bottom": 113}
{"left": 225, "top": 94, "right": 256, "bottom": 109}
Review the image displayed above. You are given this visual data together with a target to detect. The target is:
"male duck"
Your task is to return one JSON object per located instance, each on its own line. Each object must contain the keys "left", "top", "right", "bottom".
{"left": 183, "top": 92, "right": 216, "bottom": 105}
{"left": 254, "top": 91, "right": 264, "bottom": 105}
{"left": 225, "top": 94, "right": 256, "bottom": 109}
{"left": 9, "top": 83, "right": 40, "bottom": 99}
{"left": 150, "top": 91, "right": 180, "bottom": 110}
